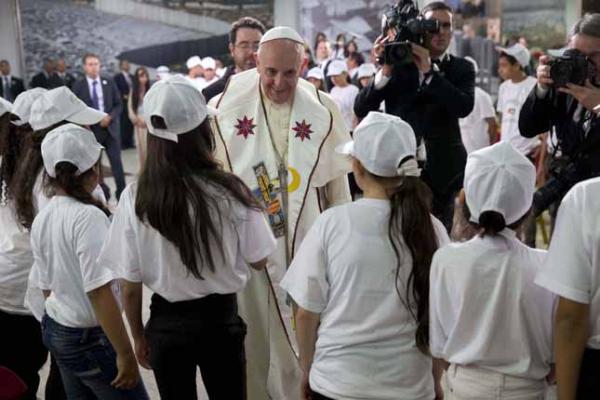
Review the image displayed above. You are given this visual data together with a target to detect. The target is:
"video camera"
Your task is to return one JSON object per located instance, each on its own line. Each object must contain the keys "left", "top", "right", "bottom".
{"left": 548, "top": 48, "right": 595, "bottom": 87}
{"left": 380, "top": 0, "right": 440, "bottom": 66}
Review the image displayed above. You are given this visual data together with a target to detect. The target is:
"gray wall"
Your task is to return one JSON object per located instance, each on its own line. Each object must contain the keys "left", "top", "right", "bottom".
{"left": 0, "top": 0, "right": 26, "bottom": 80}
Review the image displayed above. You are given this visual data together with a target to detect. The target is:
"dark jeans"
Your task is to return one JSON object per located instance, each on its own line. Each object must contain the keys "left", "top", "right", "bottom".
{"left": 92, "top": 126, "right": 126, "bottom": 200}
{"left": 41, "top": 315, "right": 148, "bottom": 400}
{"left": 577, "top": 347, "right": 600, "bottom": 399}
{"left": 146, "top": 293, "right": 247, "bottom": 400}
{"left": 0, "top": 309, "right": 48, "bottom": 400}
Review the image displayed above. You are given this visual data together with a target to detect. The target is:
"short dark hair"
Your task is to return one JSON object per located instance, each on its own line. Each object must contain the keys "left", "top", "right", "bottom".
{"left": 82, "top": 53, "right": 100, "bottom": 65}
{"left": 348, "top": 52, "right": 365, "bottom": 66}
{"left": 422, "top": 1, "right": 453, "bottom": 14}
{"left": 571, "top": 13, "right": 600, "bottom": 39}
{"left": 0, "top": 60, "right": 8, "bottom": 66}
{"left": 229, "top": 17, "right": 265, "bottom": 45}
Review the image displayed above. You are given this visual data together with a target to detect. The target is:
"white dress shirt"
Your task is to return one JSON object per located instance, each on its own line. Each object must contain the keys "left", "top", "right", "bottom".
{"left": 86, "top": 75, "right": 105, "bottom": 112}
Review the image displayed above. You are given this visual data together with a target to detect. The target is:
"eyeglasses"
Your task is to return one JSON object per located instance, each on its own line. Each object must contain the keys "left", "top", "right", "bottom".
{"left": 235, "top": 42, "right": 260, "bottom": 51}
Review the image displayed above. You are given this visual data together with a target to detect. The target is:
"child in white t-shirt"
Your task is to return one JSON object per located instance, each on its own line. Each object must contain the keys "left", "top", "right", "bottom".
{"left": 327, "top": 59, "right": 359, "bottom": 131}
{"left": 535, "top": 177, "right": 600, "bottom": 400}
{"left": 29, "top": 123, "right": 147, "bottom": 399}
{"left": 496, "top": 44, "right": 541, "bottom": 156}
{"left": 281, "top": 112, "right": 450, "bottom": 400}
{"left": 97, "top": 76, "right": 277, "bottom": 399}
{"left": 430, "top": 141, "right": 555, "bottom": 399}
{"left": 459, "top": 57, "right": 497, "bottom": 154}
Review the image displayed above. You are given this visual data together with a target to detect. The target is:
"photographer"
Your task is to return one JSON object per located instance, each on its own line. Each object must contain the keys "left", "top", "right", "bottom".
{"left": 354, "top": 1, "right": 475, "bottom": 231}
{"left": 519, "top": 13, "right": 600, "bottom": 217}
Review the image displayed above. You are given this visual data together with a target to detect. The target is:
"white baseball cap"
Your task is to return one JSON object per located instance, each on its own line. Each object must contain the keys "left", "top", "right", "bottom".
{"left": 326, "top": 59, "right": 348, "bottom": 77}
{"left": 144, "top": 75, "right": 216, "bottom": 143}
{"left": 336, "top": 111, "right": 419, "bottom": 177}
{"left": 357, "top": 63, "right": 377, "bottom": 79}
{"left": 11, "top": 88, "right": 48, "bottom": 126}
{"left": 260, "top": 26, "right": 304, "bottom": 46}
{"left": 306, "top": 67, "right": 324, "bottom": 80}
{"left": 29, "top": 87, "right": 107, "bottom": 131}
{"left": 496, "top": 43, "right": 531, "bottom": 68}
{"left": 464, "top": 141, "right": 536, "bottom": 226}
{"left": 0, "top": 97, "right": 12, "bottom": 118}
{"left": 186, "top": 56, "right": 202, "bottom": 70}
{"left": 156, "top": 65, "right": 171, "bottom": 80}
{"left": 41, "top": 123, "right": 104, "bottom": 178}
{"left": 201, "top": 57, "right": 216, "bottom": 70}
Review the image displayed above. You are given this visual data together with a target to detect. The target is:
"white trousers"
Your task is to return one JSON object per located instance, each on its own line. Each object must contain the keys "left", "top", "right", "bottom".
{"left": 445, "top": 364, "right": 546, "bottom": 400}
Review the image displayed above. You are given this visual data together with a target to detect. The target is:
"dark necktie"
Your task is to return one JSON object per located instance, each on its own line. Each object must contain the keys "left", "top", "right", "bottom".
{"left": 3, "top": 77, "right": 11, "bottom": 101}
{"left": 92, "top": 80, "right": 100, "bottom": 110}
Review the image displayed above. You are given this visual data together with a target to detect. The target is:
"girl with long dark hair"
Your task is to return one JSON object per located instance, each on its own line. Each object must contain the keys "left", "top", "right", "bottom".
{"left": 28, "top": 123, "right": 147, "bottom": 399}
{"left": 97, "top": 76, "right": 277, "bottom": 399}
{"left": 127, "top": 67, "right": 150, "bottom": 170}
{"left": 429, "top": 142, "right": 555, "bottom": 399}
{"left": 281, "top": 112, "right": 449, "bottom": 400}
{"left": 0, "top": 96, "right": 49, "bottom": 400}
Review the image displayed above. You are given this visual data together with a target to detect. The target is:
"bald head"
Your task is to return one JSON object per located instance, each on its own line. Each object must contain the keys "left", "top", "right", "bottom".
{"left": 256, "top": 39, "right": 306, "bottom": 104}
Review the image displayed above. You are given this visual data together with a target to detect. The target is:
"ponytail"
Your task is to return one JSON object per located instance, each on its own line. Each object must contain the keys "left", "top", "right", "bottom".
{"left": 387, "top": 176, "right": 439, "bottom": 355}
{"left": 48, "top": 162, "right": 110, "bottom": 218}
{"left": 478, "top": 211, "right": 506, "bottom": 237}
{"left": 13, "top": 121, "right": 68, "bottom": 229}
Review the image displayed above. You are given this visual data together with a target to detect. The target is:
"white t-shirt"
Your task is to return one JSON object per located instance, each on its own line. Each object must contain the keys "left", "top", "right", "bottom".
{"left": 29, "top": 196, "right": 115, "bottom": 328}
{"left": 497, "top": 76, "right": 540, "bottom": 155}
{"left": 535, "top": 177, "right": 600, "bottom": 349}
{"left": 330, "top": 84, "right": 359, "bottom": 132}
{"left": 459, "top": 87, "right": 496, "bottom": 154}
{"left": 281, "top": 198, "right": 450, "bottom": 400}
{"left": 98, "top": 182, "right": 277, "bottom": 302}
{"left": 430, "top": 229, "right": 555, "bottom": 380}
{"left": 0, "top": 199, "right": 34, "bottom": 315}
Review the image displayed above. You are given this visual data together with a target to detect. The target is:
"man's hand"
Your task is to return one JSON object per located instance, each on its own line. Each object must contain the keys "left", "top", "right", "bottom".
{"left": 559, "top": 80, "right": 600, "bottom": 112}
{"left": 411, "top": 44, "right": 432, "bottom": 74}
{"left": 537, "top": 55, "right": 554, "bottom": 90}
{"left": 372, "top": 35, "right": 393, "bottom": 77}
{"left": 111, "top": 351, "right": 140, "bottom": 389}
{"left": 100, "top": 115, "right": 112, "bottom": 128}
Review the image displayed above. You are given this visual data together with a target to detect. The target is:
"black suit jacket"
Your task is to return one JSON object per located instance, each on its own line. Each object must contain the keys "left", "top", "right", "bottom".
{"left": 114, "top": 72, "right": 133, "bottom": 100}
{"left": 519, "top": 87, "right": 600, "bottom": 173}
{"left": 30, "top": 72, "right": 62, "bottom": 89}
{"left": 71, "top": 75, "right": 122, "bottom": 138}
{"left": 203, "top": 66, "right": 236, "bottom": 102}
{"left": 0, "top": 76, "right": 25, "bottom": 101}
{"left": 354, "top": 56, "right": 475, "bottom": 195}
{"left": 56, "top": 72, "right": 76, "bottom": 89}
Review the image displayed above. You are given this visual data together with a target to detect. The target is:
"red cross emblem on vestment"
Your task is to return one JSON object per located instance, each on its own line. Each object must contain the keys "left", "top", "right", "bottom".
{"left": 235, "top": 116, "right": 256, "bottom": 139}
{"left": 292, "top": 120, "right": 313, "bottom": 142}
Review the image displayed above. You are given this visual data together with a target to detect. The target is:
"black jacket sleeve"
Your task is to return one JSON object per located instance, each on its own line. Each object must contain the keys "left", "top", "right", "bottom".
{"left": 421, "top": 60, "right": 475, "bottom": 118}
{"left": 518, "top": 87, "right": 553, "bottom": 138}
{"left": 109, "top": 79, "right": 123, "bottom": 119}
{"left": 354, "top": 76, "right": 390, "bottom": 119}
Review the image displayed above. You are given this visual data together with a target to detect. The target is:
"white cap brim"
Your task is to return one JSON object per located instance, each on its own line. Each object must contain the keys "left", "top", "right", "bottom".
{"left": 335, "top": 140, "right": 354, "bottom": 156}
{"left": 67, "top": 107, "right": 107, "bottom": 126}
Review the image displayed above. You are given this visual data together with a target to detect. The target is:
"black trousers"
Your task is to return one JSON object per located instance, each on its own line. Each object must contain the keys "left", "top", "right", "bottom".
{"left": 146, "top": 293, "right": 247, "bottom": 400}
{"left": 577, "top": 347, "right": 600, "bottom": 399}
{"left": 0, "top": 309, "right": 48, "bottom": 400}
{"left": 92, "top": 126, "right": 126, "bottom": 200}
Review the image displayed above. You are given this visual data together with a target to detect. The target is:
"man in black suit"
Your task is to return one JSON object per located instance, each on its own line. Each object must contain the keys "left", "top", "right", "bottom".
{"left": 114, "top": 59, "right": 135, "bottom": 149}
{"left": 30, "top": 58, "right": 61, "bottom": 89}
{"left": 0, "top": 60, "right": 25, "bottom": 102}
{"left": 55, "top": 58, "right": 76, "bottom": 88}
{"left": 72, "top": 53, "right": 126, "bottom": 200}
{"left": 203, "top": 16, "right": 265, "bottom": 101}
{"left": 354, "top": 1, "right": 475, "bottom": 231}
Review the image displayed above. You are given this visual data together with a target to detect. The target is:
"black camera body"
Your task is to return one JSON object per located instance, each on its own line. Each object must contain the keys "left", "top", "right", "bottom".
{"left": 548, "top": 48, "right": 591, "bottom": 87}
{"left": 381, "top": 0, "right": 440, "bottom": 66}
